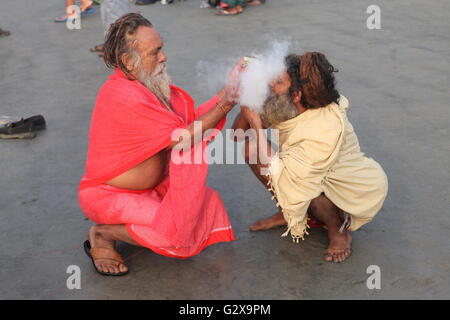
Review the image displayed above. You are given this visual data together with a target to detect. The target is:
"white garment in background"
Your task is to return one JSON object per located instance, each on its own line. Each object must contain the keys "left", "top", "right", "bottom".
{"left": 101, "top": 0, "right": 132, "bottom": 35}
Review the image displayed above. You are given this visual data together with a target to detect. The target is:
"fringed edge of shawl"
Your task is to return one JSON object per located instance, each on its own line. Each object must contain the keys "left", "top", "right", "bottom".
{"left": 265, "top": 153, "right": 310, "bottom": 244}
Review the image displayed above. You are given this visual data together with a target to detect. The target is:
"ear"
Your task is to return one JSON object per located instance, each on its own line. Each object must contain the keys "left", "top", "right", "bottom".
{"left": 121, "top": 52, "right": 133, "bottom": 72}
{"left": 292, "top": 90, "right": 302, "bottom": 103}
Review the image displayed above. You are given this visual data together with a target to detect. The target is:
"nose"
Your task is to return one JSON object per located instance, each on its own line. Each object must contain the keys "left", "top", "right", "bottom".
{"left": 159, "top": 50, "right": 167, "bottom": 63}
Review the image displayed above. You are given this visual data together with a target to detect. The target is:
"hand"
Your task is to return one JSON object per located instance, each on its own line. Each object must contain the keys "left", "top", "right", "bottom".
{"left": 228, "top": 57, "right": 246, "bottom": 85}
{"left": 219, "top": 58, "right": 247, "bottom": 105}
{"left": 240, "top": 106, "right": 262, "bottom": 129}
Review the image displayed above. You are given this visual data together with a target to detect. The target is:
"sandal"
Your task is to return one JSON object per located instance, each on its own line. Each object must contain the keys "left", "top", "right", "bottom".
{"left": 83, "top": 240, "right": 129, "bottom": 276}
{"left": 216, "top": 8, "right": 239, "bottom": 16}
{"left": 54, "top": 6, "right": 95, "bottom": 23}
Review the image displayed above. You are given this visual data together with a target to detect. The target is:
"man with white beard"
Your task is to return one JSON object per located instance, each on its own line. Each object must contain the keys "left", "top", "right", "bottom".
{"left": 79, "top": 13, "right": 239, "bottom": 276}
{"left": 233, "top": 53, "right": 388, "bottom": 263}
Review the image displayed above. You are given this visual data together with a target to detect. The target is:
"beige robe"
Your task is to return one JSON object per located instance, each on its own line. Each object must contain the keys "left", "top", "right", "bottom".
{"left": 267, "top": 96, "right": 388, "bottom": 242}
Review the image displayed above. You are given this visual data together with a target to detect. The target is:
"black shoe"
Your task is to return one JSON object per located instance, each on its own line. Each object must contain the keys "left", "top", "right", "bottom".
{"left": 23, "top": 115, "right": 46, "bottom": 131}
{"left": 0, "top": 119, "right": 35, "bottom": 139}
{"left": 135, "top": 0, "right": 158, "bottom": 5}
{"left": 0, "top": 115, "right": 45, "bottom": 139}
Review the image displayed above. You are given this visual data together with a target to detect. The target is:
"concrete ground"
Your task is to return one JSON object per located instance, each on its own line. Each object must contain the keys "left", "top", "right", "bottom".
{"left": 0, "top": 0, "right": 449, "bottom": 300}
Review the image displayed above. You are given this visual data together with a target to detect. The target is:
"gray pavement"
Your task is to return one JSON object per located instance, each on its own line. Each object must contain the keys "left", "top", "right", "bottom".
{"left": 0, "top": 0, "right": 449, "bottom": 299}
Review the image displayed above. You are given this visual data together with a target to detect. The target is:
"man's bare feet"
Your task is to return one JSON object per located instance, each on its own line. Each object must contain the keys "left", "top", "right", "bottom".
{"left": 249, "top": 211, "right": 287, "bottom": 231}
{"left": 88, "top": 225, "right": 128, "bottom": 274}
{"left": 324, "top": 230, "right": 352, "bottom": 263}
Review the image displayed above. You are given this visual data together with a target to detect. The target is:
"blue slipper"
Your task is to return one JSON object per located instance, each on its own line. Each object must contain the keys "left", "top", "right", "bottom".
{"left": 54, "top": 6, "right": 95, "bottom": 22}
{"left": 80, "top": 6, "right": 95, "bottom": 16}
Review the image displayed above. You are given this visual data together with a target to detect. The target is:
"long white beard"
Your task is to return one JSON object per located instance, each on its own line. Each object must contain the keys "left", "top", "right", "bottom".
{"left": 136, "top": 63, "right": 172, "bottom": 108}
{"left": 261, "top": 91, "right": 299, "bottom": 127}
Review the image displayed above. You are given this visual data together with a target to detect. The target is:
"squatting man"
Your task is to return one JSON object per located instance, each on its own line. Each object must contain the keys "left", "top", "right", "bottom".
{"left": 78, "top": 13, "right": 388, "bottom": 276}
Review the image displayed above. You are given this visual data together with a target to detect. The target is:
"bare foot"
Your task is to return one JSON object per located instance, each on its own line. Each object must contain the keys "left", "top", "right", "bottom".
{"left": 249, "top": 211, "right": 287, "bottom": 231}
{"left": 80, "top": 0, "right": 94, "bottom": 12}
{"left": 216, "top": 7, "right": 239, "bottom": 15}
{"left": 247, "top": 0, "right": 263, "bottom": 6}
{"left": 324, "top": 231, "right": 352, "bottom": 263}
{"left": 88, "top": 225, "right": 128, "bottom": 274}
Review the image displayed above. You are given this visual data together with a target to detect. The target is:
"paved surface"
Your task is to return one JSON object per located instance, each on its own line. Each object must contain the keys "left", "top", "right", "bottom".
{"left": 0, "top": 0, "right": 449, "bottom": 299}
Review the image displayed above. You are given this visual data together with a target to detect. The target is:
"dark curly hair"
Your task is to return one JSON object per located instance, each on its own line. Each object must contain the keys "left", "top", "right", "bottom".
{"left": 103, "top": 13, "right": 153, "bottom": 80}
{"left": 285, "top": 52, "right": 339, "bottom": 109}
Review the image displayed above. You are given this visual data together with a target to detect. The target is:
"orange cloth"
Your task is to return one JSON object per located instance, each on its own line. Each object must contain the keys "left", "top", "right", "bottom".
{"left": 78, "top": 68, "right": 235, "bottom": 258}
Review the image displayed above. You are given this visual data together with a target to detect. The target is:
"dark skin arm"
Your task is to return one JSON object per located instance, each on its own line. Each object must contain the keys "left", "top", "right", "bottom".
{"left": 168, "top": 88, "right": 235, "bottom": 150}
{"left": 240, "top": 106, "right": 275, "bottom": 167}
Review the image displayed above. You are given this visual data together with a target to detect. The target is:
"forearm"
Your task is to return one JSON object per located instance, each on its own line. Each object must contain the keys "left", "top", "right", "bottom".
{"left": 232, "top": 112, "right": 250, "bottom": 131}
{"left": 169, "top": 100, "right": 233, "bottom": 149}
{"left": 254, "top": 126, "right": 275, "bottom": 168}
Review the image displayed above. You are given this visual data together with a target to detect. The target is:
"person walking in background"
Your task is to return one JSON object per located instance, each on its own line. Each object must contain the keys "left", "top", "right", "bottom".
{"left": 90, "top": 0, "right": 132, "bottom": 56}
{"left": 54, "top": 0, "right": 96, "bottom": 23}
{"left": 216, "top": 0, "right": 245, "bottom": 15}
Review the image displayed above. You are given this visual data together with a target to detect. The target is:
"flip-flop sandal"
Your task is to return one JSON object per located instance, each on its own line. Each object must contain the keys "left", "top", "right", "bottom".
{"left": 54, "top": 7, "right": 95, "bottom": 22}
{"left": 83, "top": 240, "right": 129, "bottom": 276}
{"left": 80, "top": 6, "right": 95, "bottom": 16}
{"left": 216, "top": 9, "right": 239, "bottom": 16}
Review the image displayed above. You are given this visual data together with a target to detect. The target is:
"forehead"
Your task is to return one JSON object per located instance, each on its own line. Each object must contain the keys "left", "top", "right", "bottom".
{"left": 134, "top": 26, "right": 162, "bottom": 50}
{"left": 278, "top": 71, "right": 290, "bottom": 82}
{"left": 271, "top": 71, "right": 290, "bottom": 85}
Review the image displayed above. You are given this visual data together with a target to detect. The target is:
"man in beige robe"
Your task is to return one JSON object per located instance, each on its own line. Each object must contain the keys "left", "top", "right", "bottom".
{"left": 233, "top": 52, "right": 388, "bottom": 262}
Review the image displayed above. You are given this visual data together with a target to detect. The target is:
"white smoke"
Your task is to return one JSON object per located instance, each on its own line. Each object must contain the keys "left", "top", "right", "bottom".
{"left": 238, "top": 41, "right": 290, "bottom": 113}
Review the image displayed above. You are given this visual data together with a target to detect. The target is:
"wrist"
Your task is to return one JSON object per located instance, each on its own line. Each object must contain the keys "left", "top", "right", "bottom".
{"left": 250, "top": 120, "right": 263, "bottom": 130}
{"left": 217, "top": 100, "right": 234, "bottom": 113}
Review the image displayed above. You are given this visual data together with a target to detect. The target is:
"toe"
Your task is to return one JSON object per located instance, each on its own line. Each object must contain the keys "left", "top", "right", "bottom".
{"left": 110, "top": 264, "right": 119, "bottom": 274}
{"left": 95, "top": 262, "right": 103, "bottom": 272}
{"left": 101, "top": 263, "right": 109, "bottom": 273}
{"left": 105, "top": 265, "right": 114, "bottom": 274}
{"left": 119, "top": 264, "right": 128, "bottom": 273}
{"left": 333, "top": 253, "right": 341, "bottom": 263}
{"left": 324, "top": 252, "right": 333, "bottom": 262}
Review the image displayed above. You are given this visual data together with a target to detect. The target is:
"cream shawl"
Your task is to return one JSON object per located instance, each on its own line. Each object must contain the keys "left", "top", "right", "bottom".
{"left": 267, "top": 96, "right": 388, "bottom": 242}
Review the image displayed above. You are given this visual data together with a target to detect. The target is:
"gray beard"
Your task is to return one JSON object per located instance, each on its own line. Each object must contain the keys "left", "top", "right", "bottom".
{"left": 261, "top": 91, "right": 300, "bottom": 127}
{"left": 135, "top": 63, "right": 172, "bottom": 110}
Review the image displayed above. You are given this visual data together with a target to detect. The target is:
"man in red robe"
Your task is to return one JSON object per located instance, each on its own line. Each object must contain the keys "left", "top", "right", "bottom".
{"left": 79, "top": 13, "right": 238, "bottom": 276}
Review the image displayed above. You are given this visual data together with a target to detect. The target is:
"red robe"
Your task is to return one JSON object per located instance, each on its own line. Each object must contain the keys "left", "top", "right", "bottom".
{"left": 78, "top": 68, "right": 235, "bottom": 258}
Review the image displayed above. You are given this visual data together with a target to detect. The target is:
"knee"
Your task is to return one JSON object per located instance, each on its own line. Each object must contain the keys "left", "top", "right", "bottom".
{"left": 310, "top": 194, "right": 335, "bottom": 213}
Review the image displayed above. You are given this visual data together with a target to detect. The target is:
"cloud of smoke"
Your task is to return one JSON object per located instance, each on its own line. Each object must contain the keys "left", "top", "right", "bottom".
{"left": 238, "top": 41, "right": 291, "bottom": 113}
